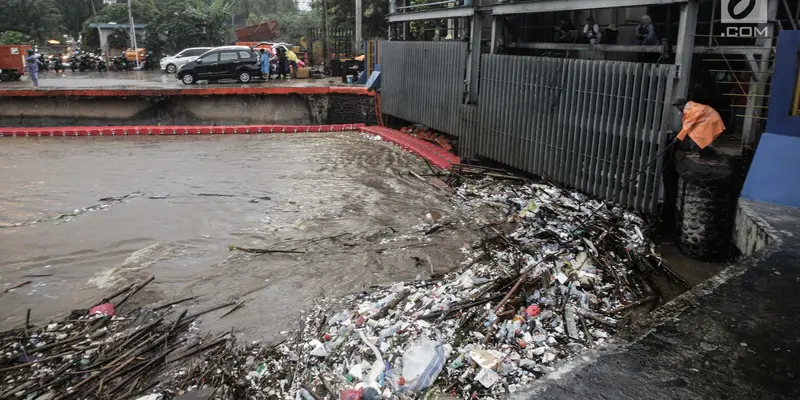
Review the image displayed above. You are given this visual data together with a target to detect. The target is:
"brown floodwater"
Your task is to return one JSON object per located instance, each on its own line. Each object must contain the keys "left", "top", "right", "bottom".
{"left": 0, "top": 133, "right": 475, "bottom": 342}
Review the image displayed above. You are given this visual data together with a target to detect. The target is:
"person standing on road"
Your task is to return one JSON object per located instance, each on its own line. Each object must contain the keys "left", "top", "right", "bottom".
{"left": 285, "top": 47, "right": 298, "bottom": 77}
{"left": 259, "top": 49, "right": 271, "bottom": 80}
{"left": 276, "top": 46, "right": 288, "bottom": 79}
{"left": 25, "top": 49, "right": 38, "bottom": 87}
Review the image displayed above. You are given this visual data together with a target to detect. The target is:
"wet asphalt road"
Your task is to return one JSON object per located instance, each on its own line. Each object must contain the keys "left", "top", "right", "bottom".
{"left": 516, "top": 201, "right": 800, "bottom": 400}
{"left": 0, "top": 133, "right": 475, "bottom": 342}
{"left": 0, "top": 70, "right": 345, "bottom": 90}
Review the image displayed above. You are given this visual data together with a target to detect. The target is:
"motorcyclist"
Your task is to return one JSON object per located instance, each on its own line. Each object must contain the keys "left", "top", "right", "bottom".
{"left": 143, "top": 51, "right": 154, "bottom": 70}
{"left": 51, "top": 53, "right": 64, "bottom": 73}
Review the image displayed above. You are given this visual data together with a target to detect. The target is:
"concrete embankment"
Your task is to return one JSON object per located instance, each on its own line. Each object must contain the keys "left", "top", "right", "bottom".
{"left": 0, "top": 87, "right": 376, "bottom": 127}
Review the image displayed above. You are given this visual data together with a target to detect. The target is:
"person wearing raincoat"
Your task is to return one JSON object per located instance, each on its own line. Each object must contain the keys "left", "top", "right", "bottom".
{"left": 673, "top": 98, "right": 726, "bottom": 152}
{"left": 259, "top": 49, "right": 271, "bottom": 80}
{"left": 25, "top": 49, "right": 38, "bottom": 87}
{"left": 285, "top": 47, "right": 298, "bottom": 77}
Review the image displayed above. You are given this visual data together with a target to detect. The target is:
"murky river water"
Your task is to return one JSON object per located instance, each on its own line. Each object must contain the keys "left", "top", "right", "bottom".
{"left": 0, "top": 133, "right": 474, "bottom": 342}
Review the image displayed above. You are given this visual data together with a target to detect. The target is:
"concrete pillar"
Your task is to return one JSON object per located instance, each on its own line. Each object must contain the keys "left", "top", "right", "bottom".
{"left": 447, "top": 1, "right": 455, "bottom": 40}
{"left": 672, "top": 0, "right": 699, "bottom": 126}
{"left": 490, "top": 16, "right": 504, "bottom": 53}
{"left": 490, "top": 16, "right": 497, "bottom": 53}
{"left": 673, "top": 0, "right": 699, "bottom": 102}
{"left": 467, "top": 12, "right": 483, "bottom": 103}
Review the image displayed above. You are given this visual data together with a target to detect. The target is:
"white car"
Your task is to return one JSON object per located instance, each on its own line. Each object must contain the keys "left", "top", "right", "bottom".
{"left": 160, "top": 47, "right": 212, "bottom": 74}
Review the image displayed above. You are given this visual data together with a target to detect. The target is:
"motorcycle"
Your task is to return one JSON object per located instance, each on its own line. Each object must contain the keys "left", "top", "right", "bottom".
{"left": 70, "top": 52, "right": 91, "bottom": 72}
{"left": 111, "top": 53, "right": 130, "bottom": 71}
{"left": 69, "top": 53, "right": 79, "bottom": 71}
{"left": 94, "top": 55, "right": 108, "bottom": 72}
{"left": 50, "top": 55, "right": 64, "bottom": 73}
{"left": 139, "top": 51, "right": 155, "bottom": 71}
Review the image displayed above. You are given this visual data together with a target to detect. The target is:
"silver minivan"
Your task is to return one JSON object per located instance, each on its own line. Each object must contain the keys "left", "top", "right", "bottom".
{"left": 160, "top": 47, "right": 213, "bottom": 74}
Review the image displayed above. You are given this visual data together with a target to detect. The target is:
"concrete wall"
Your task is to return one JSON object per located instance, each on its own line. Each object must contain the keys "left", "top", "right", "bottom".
{"left": 741, "top": 31, "right": 800, "bottom": 209}
{"left": 734, "top": 199, "right": 775, "bottom": 256}
{"left": 0, "top": 93, "right": 375, "bottom": 127}
{"left": 765, "top": 31, "right": 800, "bottom": 137}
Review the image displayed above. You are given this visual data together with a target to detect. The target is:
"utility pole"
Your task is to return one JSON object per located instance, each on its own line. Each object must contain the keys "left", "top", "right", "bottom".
{"left": 127, "top": 0, "right": 139, "bottom": 67}
{"left": 355, "top": 0, "right": 362, "bottom": 54}
{"left": 231, "top": 0, "right": 236, "bottom": 41}
{"left": 322, "top": 0, "right": 329, "bottom": 70}
{"left": 90, "top": 0, "right": 99, "bottom": 52}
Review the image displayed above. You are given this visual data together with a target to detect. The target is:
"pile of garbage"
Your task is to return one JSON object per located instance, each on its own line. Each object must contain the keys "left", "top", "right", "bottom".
{"left": 399, "top": 126, "right": 453, "bottom": 152}
{"left": 0, "top": 276, "right": 261, "bottom": 400}
{"left": 222, "top": 175, "right": 669, "bottom": 400}
{"left": 0, "top": 175, "right": 672, "bottom": 400}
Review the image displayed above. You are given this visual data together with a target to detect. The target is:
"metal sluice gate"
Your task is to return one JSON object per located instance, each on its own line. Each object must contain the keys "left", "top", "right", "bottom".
{"left": 380, "top": 41, "right": 676, "bottom": 213}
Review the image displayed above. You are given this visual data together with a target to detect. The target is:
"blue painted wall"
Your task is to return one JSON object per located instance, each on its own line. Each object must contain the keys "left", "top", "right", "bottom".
{"left": 742, "top": 30, "right": 800, "bottom": 208}
{"left": 765, "top": 31, "right": 800, "bottom": 136}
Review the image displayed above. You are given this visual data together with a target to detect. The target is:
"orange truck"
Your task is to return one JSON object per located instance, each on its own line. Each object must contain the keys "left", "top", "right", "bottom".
{"left": 124, "top": 48, "right": 146, "bottom": 62}
{"left": 0, "top": 44, "right": 33, "bottom": 81}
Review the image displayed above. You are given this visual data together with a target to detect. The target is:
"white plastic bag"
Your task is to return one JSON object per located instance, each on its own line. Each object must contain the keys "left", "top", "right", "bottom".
{"left": 402, "top": 337, "right": 451, "bottom": 392}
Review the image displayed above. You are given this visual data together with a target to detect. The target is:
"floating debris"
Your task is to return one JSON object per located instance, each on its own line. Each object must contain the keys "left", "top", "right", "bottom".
{"left": 3, "top": 191, "right": 145, "bottom": 227}
{"left": 0, "top": 176, "right": 673, "bottom": 400}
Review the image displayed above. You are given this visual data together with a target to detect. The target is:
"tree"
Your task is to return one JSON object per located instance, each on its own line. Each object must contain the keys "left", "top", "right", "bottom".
{"left": 0, "top": 0, "right": 63, "bottom": 43}
{"left": 318, "top": 0, "right": 387, "bottom": 39}
{"left": 244, "top": 0, "right": 320, "bottom": 44}
{"left": 146, "top": 0, "right": 233, "bottom": 53}
{"left": 0, "top": 30, "right": 32, "bottom": 45}
{"left": 188, "top": 0, "right": 233, "bottom": 46}
{"left": 248, "top": 10, "right": 321, "bottom": 44}
{"left": 235, "top": 0, "right": 298, "bottom": 26}
{"left": 142, "top": 30, "right": 161, "bottom": 56}
{"left": 57, "top": 0, "right": 105, "bottom": 39}
{"left": 87, "top": 0, "right": 158, "bottom": 24}
{"left": 83, "top": 27, "right": 101, "bottom": 48}
{"left": 107, "top": 28, "right": 130, "bottom": 49}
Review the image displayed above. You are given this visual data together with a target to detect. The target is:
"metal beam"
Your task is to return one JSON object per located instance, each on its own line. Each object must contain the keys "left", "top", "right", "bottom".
{"left": 490, "top": 0, "right": 687, "bottom": 16}
{"left": 388, "top": 7, "right": 474, "bottom": 22}
{"left": 508, "top": 42, "right": 663, "bottom": 53}
{"left": 694, "top": 45, "right": 773, "bottom": 56}
{"left": 507, "top": 42, "right": 772, "bottom": 56}
{"left": 467, "top": 12, "right": 483, "bottom": 103}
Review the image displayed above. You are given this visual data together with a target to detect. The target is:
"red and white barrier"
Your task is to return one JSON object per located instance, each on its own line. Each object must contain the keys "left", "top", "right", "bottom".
{"left": 0, "top": 124, "right": 460, "bottom": 169}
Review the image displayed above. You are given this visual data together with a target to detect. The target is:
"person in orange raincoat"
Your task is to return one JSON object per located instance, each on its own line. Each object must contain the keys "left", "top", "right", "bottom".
{"left": 673, "top": 98, "right": 726, "bottom": 151}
